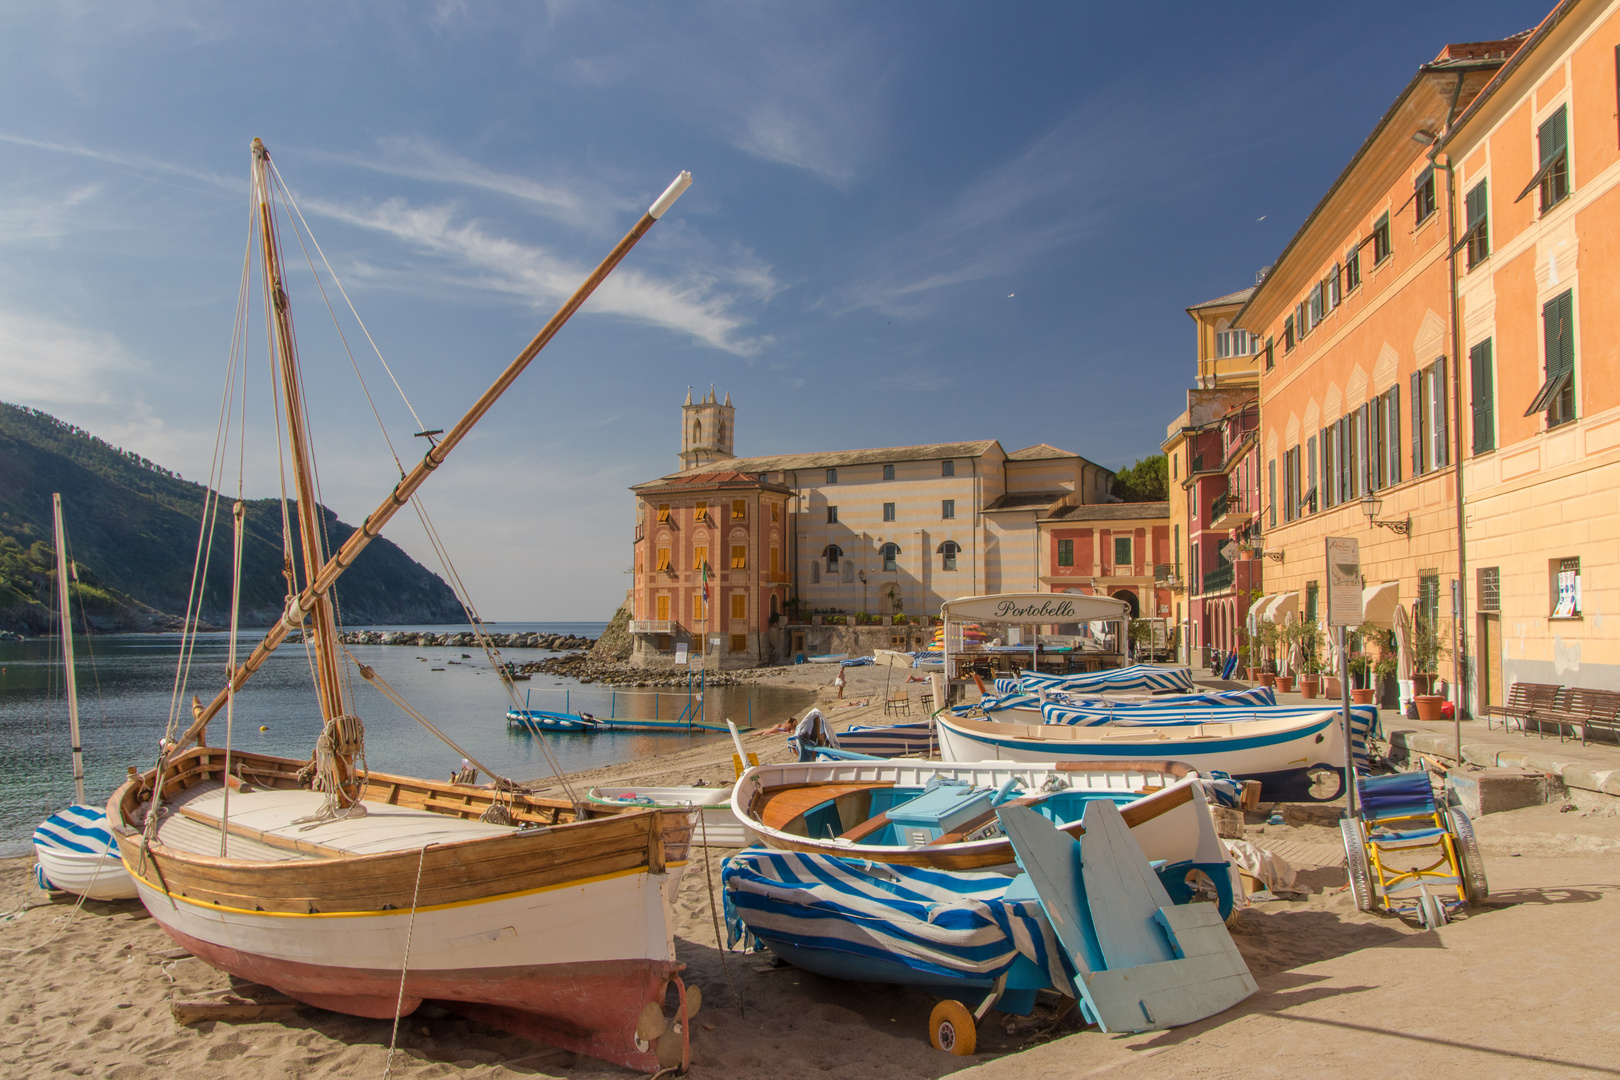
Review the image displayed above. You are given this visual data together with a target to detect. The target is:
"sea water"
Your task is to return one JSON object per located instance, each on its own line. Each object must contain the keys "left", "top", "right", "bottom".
{"left": 0, "top": 623, "right": 813, "bottom": 856}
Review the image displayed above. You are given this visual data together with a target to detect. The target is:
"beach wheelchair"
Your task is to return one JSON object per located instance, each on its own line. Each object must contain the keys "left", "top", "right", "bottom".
{"left": 1340, "top": 770, "right": 1488, "bottom": 929}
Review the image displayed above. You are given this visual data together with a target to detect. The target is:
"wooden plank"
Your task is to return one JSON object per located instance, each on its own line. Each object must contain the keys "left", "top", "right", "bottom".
{"left": 756, "top": 783, "right": 886, "bottom": 832}
{"left": 1078, "top": 801, "right": 1176, "bottom": 971}
{"left": 996, "top": 804, "right": 1103, "bottom": 975}
{"left": 177, "top": 806, "right": 340, "bottom": 859}
{"left": 836, "top": 811, "right": 893, "bottom": 843}
{"left": 172, "top": 992, "right": 302, "bottom": 1025}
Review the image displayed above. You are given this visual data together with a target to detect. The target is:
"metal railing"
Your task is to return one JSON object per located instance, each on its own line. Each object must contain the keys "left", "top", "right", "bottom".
{"left": 629, "top": 620, "right": 673, "bottom": 634}
{"left": 1202, "top": 563, "right": 1235, "bottom": 594}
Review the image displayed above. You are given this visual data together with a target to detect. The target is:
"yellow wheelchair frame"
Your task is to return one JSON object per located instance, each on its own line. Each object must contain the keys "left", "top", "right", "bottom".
{"left": 1340, "top": 771, "right": 1488, "bottom": 929}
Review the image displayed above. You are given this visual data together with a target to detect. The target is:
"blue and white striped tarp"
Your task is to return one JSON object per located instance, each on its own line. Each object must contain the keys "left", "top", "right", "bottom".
{"left": 723, "top": 848, "right": 1072, "bottom": 993}
{"left": 32, "top": 803, "right": 117, "bottom": 858}
{"left": 1020, "top": 665, "right": 1196, "bottom": 695}
{"left": 994, "top": 677, "right": 1020, "bottom": 696}
{"left": 837, "top": 722, "right": 936, "bottom": 757}
{"left": 1039, "top": 702, "right": 1380, "bottom": 768}
{"left": 1046, "top": 686, "right": 1277, "bottom": 712}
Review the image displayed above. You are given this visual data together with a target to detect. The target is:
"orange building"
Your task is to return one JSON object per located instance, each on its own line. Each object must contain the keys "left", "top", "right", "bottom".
{"left": 1443, "top": 0, "right": 1620, "bottom": 702}
{"left": 1233, "top": 37, "right": 1521, "bottom": 696}
{"left": 1038, "top": 503, "right": 1172, "bottom": 637}
{"left": 628, "top": 471, "right": 793, "bottom": 669}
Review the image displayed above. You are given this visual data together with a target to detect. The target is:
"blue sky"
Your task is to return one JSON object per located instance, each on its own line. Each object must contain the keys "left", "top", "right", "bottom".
{"left": 0, "top": 1, "right": 1548, "bottom": 619}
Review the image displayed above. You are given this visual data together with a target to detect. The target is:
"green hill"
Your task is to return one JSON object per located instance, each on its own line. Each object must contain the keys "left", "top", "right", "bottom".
{"left": 0, "top": 402, "right": 463, "bottom": 634}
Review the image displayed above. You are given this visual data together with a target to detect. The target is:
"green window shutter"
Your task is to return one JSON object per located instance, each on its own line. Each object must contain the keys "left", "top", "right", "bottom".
{"left": 1306, "top": 435, "right": 1317, "bottom": 512}
{"left": 1387, "top": 385, "right": 1402, "bottom": 484}
{"left": 1471, "top": 340, "right": 1495, "bottom": 454}
{"left": 1410, "top": 369, "right": 1424, "bottom": 475}
{"left": 1268, "top": 460, "right": 1276, "bottom": 527}
{"left": 1466, "top": 181, "right": 1487, "bottom": 228}
{"left": 1540, "top": 107, "right": 1568, "bottom": 165}
{"left": 1433, "top": 357, "right": 1449, "bottom": 468}
{"left": 1554, "top": 290, "right": 1574, "bottom": 375}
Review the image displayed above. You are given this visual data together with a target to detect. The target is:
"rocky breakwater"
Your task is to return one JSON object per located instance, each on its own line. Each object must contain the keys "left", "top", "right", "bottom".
{"left": 518, "top": 651, "right": 761, "bottom": 687}
{"left": 336, "top": 629, "right": 596, "bottom": 650}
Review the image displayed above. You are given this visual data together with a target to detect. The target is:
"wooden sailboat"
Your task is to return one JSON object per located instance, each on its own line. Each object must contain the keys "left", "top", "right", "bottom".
{"left": 32, "top": 493, "right": 138, "bottom": 901}
{"left": 109, "top": 140, "right": 697, "bottom": 1072}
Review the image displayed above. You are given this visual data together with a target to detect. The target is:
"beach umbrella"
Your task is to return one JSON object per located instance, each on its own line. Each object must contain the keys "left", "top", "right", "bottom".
{"left": 1393, "top": 605, "right": 1413, "bottom": 680}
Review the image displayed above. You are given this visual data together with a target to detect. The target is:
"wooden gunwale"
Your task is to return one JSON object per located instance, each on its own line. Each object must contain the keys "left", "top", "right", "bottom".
{"left": 112, "top": 749, "right": 692, "bottom": 914}
{"left": 741, "top": 776, "right": 1196, "bottom": 872}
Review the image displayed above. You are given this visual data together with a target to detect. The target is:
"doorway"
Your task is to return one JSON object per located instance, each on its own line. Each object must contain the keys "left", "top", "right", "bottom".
{"left": 1477, "top": 613, "right": 1502, "bottom": 712}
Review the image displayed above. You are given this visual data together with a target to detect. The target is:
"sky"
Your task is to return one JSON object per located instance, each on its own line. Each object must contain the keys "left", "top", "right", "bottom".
{"left": 0, "top": 0, "right": 1551, "bottom": 619}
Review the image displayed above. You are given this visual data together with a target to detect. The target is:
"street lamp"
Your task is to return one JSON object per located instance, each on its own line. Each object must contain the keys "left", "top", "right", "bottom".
{"left": 1361, "top": 493, "right": 1411, "bottom": 535}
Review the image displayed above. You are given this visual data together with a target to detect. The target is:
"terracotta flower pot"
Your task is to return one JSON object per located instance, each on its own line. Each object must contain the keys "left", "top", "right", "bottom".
{"left": 1299, "top": 676, "right": 1320, "bottom": 699}
{"left": 1412, "top": 672, "right": 1437, "bottom": 697}
{"left": 1260, "top": 673, "right": 1277, "bottom": 688}
{"left": 1351, "top": 688, "right": 1376, "bottom": 705}
{"left": 1324, "top": 676, "right": 1342, "bottom": 698}
{"left": 1415, "top": 694, "right": 1445, "bottom": 721}
{"left": 1277, "top": 675, "right": 1295, "bottom": 693}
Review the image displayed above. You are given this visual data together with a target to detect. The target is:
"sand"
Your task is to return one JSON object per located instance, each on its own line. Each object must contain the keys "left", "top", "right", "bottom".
{"left": 6, "top": 666, "right": 1618, "bottom": 1078}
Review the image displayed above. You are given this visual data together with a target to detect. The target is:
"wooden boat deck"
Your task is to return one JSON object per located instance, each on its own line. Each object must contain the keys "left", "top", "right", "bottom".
{"left": 156, "top": 781, "right": 515, "bottom": 860}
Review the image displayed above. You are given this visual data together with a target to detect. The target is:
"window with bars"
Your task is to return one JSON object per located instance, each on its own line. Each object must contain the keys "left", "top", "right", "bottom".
{"left": 1477, "top": 566, "right": 1500, "bottom": 612}
{"left": 1419, "top": 575, "right": 1441, "bottom": 627}
{"left": 1471, "top": 339, "right": 1495, "bottom": 453}
{"left": 1464, "top": 180, "right": 1489, "bottom": 268}
{"left": 1372, "top": 213, "right": 1392, "bottom": 265}
{"left": 1529, "top": 290, "right": 1576, "bottom": 427}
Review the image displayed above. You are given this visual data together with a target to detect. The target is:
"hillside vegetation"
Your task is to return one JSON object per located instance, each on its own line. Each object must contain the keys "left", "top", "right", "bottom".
{"left": 0, "top": 402, "right": 463, "bottom": 633}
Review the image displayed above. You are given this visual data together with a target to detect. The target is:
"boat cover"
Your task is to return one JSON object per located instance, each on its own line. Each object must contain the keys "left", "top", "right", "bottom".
{"left": 722, "top": 848, "right": 1073, "bottom": 992}
{"left": 1020, "top": 665, "right": 1196, "bottom": 694}
{"left": 32, "top": 803, "right": 119, "bottom": 891}
{"left": 1041, "top": 687, "right": 1278, "bottom": 720}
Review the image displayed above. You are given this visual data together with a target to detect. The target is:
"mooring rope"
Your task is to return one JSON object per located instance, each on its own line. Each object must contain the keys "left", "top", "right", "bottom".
{"left": 697, "top": 804, "right": 745, "bottom": 1017}
{"left": 383, "top": 845, "right": 428, "bottom": 1080}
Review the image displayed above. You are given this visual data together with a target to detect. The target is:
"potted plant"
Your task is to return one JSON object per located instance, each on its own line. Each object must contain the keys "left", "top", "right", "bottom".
{"left": 1376, "top": 654, "right": 1399, "bottom": 709}
{"left": 1348, "top": 652, "right": 1375, "bottom": 704}
{"left": 1297, "top": 623, "right": 1324, "bottom": 698}
{"left": 1410, "top": 610, "right": 1447, "bottom": 718}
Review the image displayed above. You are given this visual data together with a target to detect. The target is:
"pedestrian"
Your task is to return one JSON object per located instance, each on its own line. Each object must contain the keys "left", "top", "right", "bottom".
{"left": 834, "top": 668, "right": 845, "bottom": 699}
{"left": 791, "top": 707, "right": 837, "bottom": 762}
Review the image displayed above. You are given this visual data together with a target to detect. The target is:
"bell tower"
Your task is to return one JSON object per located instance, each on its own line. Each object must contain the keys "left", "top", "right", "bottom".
{"left": 679, "top": 385, "right": 735, "bottom": 470}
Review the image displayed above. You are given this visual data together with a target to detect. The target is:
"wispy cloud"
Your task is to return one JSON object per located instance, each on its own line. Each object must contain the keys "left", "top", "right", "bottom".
{"left": 0, "top": 307, "right": 140, "bottom": 407}
{"left": 841, "top": 90, "right": 1195, "bottom": 317}
{"left": 0, "top": 131, "right": 239, "bottom": 194}
{"left": 312, "top": 135, "right": 604, "bottom": 223}
{"left": 0, "top": 184, "right": 101, "bottom": 244}
{"left": 307, "top": 196, "right": 772, "bottom": 354}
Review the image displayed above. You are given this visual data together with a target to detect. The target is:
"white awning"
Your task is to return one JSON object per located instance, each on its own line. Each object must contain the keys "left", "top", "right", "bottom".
{"left": 1361, "top": 581, "right": 1401, "bottom": 630}
{"left": 1247, "top": 593, "right": 1277, "bottom": 629}
{"left": 1264, "top": 591, "right": 1300, "bottom": 623}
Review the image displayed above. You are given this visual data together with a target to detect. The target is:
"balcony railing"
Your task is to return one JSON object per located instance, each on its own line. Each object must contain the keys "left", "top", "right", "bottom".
{"left": 1202, "top": 563, "right": 1235, "bottom": 594}
{"left": 1210, "top": 491, "right": 1231, "bottom": 522}
{"left": 629, "top": 620, "right": 673, "bottom": 634}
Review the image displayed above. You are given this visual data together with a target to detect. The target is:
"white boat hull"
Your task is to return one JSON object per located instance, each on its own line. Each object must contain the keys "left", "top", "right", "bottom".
{"left": 33, "top": 804, "right": 138, "bottom": 900}
{"left": 589, "top": 786, "right": 747, "bottom": 846}
{"left": 936, "top": 711, "right": 1345, "bottom": 779}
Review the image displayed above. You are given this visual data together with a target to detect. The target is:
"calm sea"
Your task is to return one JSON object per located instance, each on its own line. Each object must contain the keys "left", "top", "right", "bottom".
{"left": 0, "top": 622, "right": 813, "bottom": 856}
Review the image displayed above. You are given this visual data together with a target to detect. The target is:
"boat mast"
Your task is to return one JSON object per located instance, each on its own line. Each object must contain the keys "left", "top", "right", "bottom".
{"left": 170, "top": 164, "right": 691, "bottom": 754}
{"left": 51, "top": 493, "right": 85, "bottom": 806}
{"left": 250, "top": 139, "right": 351, "bottom": 752}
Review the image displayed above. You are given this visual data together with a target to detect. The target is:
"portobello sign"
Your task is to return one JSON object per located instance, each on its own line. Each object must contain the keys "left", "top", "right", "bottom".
{"left": 940, "top": 592, "right": 1131, "bottom": 625}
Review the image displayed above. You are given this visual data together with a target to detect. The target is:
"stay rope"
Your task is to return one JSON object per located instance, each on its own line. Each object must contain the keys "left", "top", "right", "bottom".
{"left": 383, "top": 844, "right": 428, "bottom": 1080}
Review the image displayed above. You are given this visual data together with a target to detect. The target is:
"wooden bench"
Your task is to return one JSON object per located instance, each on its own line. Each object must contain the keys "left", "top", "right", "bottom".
{"left": 1480, "top": 681, "right": 1561, "bottom": 734}
{"left": 1560, "top": 686, "right": 1620, "bottom": 745}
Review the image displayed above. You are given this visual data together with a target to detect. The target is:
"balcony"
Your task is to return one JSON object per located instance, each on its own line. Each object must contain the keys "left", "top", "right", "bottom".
{"left": 1202, "top": 563, "right": 1235, "bottom": 595}
{"left": 1154, "top": 563, "right": 1184, "bottom": 592}
{"left": 629, "top": 620, "right": 673, "bottom": 634}
{"left": 1210, "top": 490, "right": 1251, "bottom": 530}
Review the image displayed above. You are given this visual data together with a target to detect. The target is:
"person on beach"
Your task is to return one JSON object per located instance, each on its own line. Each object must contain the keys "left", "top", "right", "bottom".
{"left": 791, "top": 707, "right": 838, "bottom": 761}
{"left": 834, "top": 669, "right": 845, "bottom": 699}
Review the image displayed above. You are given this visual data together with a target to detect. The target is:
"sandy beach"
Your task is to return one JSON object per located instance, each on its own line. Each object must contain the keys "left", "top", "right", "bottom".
{"left": 6, "top": 663, "right": 1618, "bottom": 1079}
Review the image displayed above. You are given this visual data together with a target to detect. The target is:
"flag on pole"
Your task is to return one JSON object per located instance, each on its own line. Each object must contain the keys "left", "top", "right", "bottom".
{"left": 702, "top": 561, "right": 710, "bottom": 610}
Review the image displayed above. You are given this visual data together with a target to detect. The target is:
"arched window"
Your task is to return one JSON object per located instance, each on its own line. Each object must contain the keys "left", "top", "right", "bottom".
{"left": 692, "top": 420, "right": 702, "bottom": 445}
{"left": 938, "top": 540, "right": 960, "bottom": 571}
{"left": 823, "top": 544, "right": 842, "bottom": 570}
{"left": 880, "top": 542, "right": 901, "bottom": 572}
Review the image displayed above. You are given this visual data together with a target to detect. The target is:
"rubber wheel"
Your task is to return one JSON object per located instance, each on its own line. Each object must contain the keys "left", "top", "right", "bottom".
{"left": 1340, "top": 818, "right": 1374, "bottom": 912}
{"left": 929, "top": 999, "right": 977, "bottom": 1056}
{"left": 1418, "top": 885, "right": 1447, "bottom": 930}
{"left": 1448, "top": 807, "right": 1490, "bottom": 904}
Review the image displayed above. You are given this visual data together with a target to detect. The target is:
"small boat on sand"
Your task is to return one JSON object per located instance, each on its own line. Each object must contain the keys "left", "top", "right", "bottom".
{"left": 804, "top": 652, "right": 849, "bottom": 664}
{"left": 732, "top": 758, "right": 1236, "bottom": 916}
{"left": 589, "top": 785, "right": 746, "bottom": 846}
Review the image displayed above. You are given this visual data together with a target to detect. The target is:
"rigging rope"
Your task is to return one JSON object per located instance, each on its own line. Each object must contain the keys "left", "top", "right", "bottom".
{"left": 383, "top": 844, "right": 428, "bottom": 1080}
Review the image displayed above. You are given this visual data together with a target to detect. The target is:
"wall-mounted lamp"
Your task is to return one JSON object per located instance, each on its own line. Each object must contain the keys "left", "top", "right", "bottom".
{"left": 1411, "top": 129, "right": 1438, "bottom": 145}
{"left": 1361, "top": 493, "right": 1411, "bottom": 535}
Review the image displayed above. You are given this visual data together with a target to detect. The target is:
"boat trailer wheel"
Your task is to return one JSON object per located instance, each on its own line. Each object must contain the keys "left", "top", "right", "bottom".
{"left": 929, "top": 999, "right": 977, "bottom": 1056}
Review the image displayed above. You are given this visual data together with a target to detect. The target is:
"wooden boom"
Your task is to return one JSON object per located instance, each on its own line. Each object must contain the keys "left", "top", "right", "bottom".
{"left": 170, "top": 162, "right": 693, "bottom": 756}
